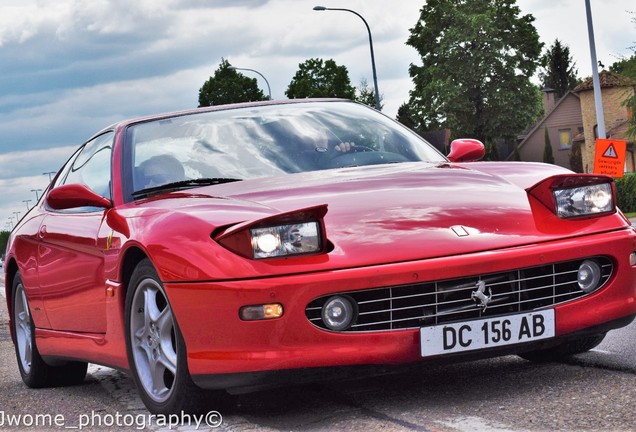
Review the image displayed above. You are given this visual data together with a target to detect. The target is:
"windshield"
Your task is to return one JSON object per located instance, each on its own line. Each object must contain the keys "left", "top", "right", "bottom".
{"left": 126, "top": 101, "right": 445, "bottom": 198}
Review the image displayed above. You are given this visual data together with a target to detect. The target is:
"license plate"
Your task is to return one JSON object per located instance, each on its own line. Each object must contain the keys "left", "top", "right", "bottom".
{"left": 420, "top": 309, "right": 555, "bottom": 357}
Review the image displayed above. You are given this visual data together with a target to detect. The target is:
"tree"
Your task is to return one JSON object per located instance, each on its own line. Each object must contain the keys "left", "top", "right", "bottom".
{"left": 405, "top": 0, "right": 543, "bottom": 149}
{"left": 285, "top": 58, "right": 355, "bottom": 99}
{"left": 610, "top": 12, "right": 636, "bottom": 139}
{"left": 396, "top": 103, "right": 417, "bottom": 130}
{"left": 569, "top": 142, "right": 583, "bottom": 173}
{"left": 538, "top": 39, "right": 581, "bottom": 99}
{"left": 484, "top": 142, "right": 499, "bottom": 161}
{"left": 198, "top": 58, "right": 267, "bottom": 107}
{"left": 610, "top": 54, "right": 636, "bottom": 81}
{"left": 0, "top": 230, "right": 9, "bottom": 259}
{"left": 543, "top": 127, "right": 555, "bottom": 164}
{"left": 615, "top": 56, "right": 636, "bottom": 139}
{"left": 355, "top": 78, "right": 384, "bottom": 110}
{"left": 625, "top": 92, "right": 636, "bottom": 139}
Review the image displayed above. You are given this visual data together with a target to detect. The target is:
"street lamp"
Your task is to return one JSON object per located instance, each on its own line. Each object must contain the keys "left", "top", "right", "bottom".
{"left": 228, "top": 65, "right": 272, "bottom": 100}
{"left": 22, "top": 200, "right": 32, "bottom": 211}
{"left": 13, "top": 211, "right": 20, "bottom": 222}
{"left": 31, "top": 188, "right": 42, "bottom": 200}
{"left": 313, "top": 5, "right": 380, "bottom": 110}
{"left": 584, "top": 0, "right": 606, "bottom": 140}
{"left": 43, "top": 171, "right": 56, "bottom": 182}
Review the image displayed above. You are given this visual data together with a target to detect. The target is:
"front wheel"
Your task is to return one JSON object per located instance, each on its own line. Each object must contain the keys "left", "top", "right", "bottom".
{"left": 518, "top": 333, "right": 606, "bottom": 362}
{"left": 125, "top": 259, "right": 225, "bottom": 414}
{"left": 11, "top": 272, "right": 87, "bottom": 388}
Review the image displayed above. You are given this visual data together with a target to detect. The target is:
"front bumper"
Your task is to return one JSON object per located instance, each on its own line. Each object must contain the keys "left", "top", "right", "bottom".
{"left": 165, "top": 229, "right": 636, "bottom": 388}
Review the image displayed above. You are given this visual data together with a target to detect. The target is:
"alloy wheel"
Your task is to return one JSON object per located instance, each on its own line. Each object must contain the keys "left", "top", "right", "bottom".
{"left": 14, "top": 282, "right": 33, "bottom": 374}
{"left": 129, "top": 277, "right": 178, "bottom": 403}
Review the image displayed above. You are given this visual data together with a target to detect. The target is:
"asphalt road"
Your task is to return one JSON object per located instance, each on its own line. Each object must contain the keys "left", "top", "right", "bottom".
{"left": 2, "top": 274, "right": 636, "bottom": 431}
{"left": 570, "top": 319, "right": 636, "bottom": 373}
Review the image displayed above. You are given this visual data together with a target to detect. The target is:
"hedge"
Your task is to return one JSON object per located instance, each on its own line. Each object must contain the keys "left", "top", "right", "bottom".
{"left": 615, "top": 173, "right": 636, "bottom": 213}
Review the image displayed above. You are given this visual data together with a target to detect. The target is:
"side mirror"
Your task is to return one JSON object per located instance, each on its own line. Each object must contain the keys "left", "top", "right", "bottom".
{"left": 46, "top": 184, "right": 111, "bottom": 210}
{"left": 447, "top": 138, "right": 486, "bottom": 162}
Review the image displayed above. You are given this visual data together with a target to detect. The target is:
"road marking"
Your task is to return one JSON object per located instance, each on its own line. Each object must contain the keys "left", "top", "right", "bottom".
{"left": 438, "top": 416, "right": 528, "bottom": 432}
{"left": 590, "top": 348, "right": 613, "bottom": 354}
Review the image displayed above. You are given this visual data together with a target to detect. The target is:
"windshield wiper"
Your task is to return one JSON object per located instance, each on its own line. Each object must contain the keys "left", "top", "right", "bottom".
{"left": 132, "top": 178, "right": 242, "bottom": 199}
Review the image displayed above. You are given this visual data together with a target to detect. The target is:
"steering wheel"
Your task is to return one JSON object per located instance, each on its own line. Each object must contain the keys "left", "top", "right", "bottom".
{"left": 333, "top": 144, "right": 374, "bottom": 155}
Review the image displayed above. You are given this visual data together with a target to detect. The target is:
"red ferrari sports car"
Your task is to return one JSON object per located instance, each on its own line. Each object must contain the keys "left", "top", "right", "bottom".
{"left": 4, "top": 99, "right": 636, "bottom": 414}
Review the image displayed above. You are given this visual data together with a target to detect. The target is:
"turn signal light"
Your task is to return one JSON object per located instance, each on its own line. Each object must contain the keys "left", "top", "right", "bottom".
{"left": 239, "top": 303, "right": 284, "bottom": 321}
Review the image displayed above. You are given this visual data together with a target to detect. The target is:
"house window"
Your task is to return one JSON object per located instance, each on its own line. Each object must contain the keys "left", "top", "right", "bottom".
{"left": 559, "top": 129, "right": 572, "bottom": 149}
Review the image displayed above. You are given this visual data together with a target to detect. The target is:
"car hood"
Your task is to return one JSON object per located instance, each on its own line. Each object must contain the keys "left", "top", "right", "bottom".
{"left": 128, "top": 161, "right": 629, "bottom": 276}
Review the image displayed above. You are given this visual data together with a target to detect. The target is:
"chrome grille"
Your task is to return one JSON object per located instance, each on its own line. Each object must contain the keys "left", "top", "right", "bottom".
{"left": 306, "top": 256, "right": 613, "bottom": 332}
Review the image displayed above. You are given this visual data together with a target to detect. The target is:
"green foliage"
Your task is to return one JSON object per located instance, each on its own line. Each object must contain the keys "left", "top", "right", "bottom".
{"left": 611, "top": 15, "right": 636, "bottom": 139}
{"left": 615, "top": 174, "right": 636, "bottom": 213}
{"left": 285, "top": 58, "right": 355, "bottom": 99}
{"left": 538, "top": 39, "right": 581, "bottom": 99}
{"left": 396, "top": 103, "right": 417, "bottom": 129}
{"left": 484, "top": 141, "right": 499, "bottom": 161}
{"left": 543, "top": 127, "right": 555, "bottom": 164}
{"left": 0, "top": 230, "right": 9, "bottom": 259}
{"left": 624, "top": 93, "right": 636, "bottom": 139}
{"left": 611, "top": 58, "right": 636, "bottom": 141}
{"left": 355, "top": 78, "right": 383, "bottom": 110}
{"left": 405, "top": 0, "right": 543, "bottom": 147}
{"left": 569, "top": 142, "right": 583, "bottom": 173}
{"left": 198, "top": 58, "right": 267, "bottom": 107}
{"left": 610, "top": 54, "right": 636, "bottom": 81}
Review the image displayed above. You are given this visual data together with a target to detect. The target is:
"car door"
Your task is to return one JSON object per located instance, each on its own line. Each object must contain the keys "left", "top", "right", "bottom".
{"left": 38, "top": 132, "right": 114, "bottom": 333}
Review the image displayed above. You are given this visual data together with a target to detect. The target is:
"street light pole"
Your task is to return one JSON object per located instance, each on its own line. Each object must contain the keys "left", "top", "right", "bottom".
{"left": 43, "top": 171, "right": 56, "bottom": 182}
{"left": 313, "top": 6, "right": 381, "bottom": 110}
{"left": 22, "top": 200, "right": 32, "bottom": 211}
{"left": 31, "top": 188, "right": 42, "bottom": 200}
{"left": 584, "top": 0, "right": 606, "bottom": 140}
{"left": 228, "top": 65, "right": 272, "bottom": 100}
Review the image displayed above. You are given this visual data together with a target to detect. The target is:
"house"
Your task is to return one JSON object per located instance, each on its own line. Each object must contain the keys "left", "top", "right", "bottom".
{"left": 573, "top": 70, "right": 635, "bottom": 173}
{"left": 510, "top": 88, "right": 583, "bottom": 170}
{"left": 510, "top": 70, "right": 635, "bottom": 174}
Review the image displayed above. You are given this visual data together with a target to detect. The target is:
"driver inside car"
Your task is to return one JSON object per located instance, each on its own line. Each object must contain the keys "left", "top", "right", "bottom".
{"left": 313, "top": 134, "right": 356, "bottom": 154}
{"left": 138, "top": 154, "right": 186, "bottom": 189}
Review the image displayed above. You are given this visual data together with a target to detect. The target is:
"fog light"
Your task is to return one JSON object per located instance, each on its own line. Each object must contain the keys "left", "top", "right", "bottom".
{"left": 577, "top": 260, "right": 601, "bottom": 293}
{"left": 322, "top": 296, "right": 355, "bottom": 331}
{"left": 239, "top": 303, "right": 284, "bottom": 321}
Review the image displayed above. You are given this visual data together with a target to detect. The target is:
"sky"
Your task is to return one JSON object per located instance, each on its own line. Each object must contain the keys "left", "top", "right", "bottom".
{"left": 0, "top": 0, "right": 634, "bottom": 231}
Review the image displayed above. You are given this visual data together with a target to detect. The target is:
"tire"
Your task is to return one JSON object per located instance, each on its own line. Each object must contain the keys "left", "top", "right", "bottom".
{"left": 125, "top": 259, "right": 225, "bottom": 414}
{"left": 518, "top": 333, "right": 606, "bottom": 362}
{"left": 11, "top": 272, "right": 87, "bottom": 388}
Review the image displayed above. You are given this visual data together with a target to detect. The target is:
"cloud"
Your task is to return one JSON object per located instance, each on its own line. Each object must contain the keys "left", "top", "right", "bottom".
{"left": 518, "top": 0, "right": 634, "bottom": 76}
{"left": 0, "top": 147, "right": 73, "bottom": 225}
{"left": 0, "top": 146, "right": 73, "bottom": 180}
{"left": 0, "top": 0, "right": 633, "bottom": 229}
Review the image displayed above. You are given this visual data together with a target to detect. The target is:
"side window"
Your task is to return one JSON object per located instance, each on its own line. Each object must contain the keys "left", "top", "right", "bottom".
{"left": 558, "top": 129, "right": 572, "bottom": 149}
{"left": 62, "top": 132, "right": 114, "bottom": 199}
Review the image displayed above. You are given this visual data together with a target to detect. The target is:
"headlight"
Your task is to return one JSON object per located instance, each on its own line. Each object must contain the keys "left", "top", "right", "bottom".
{"left": 251, "top": 222, "right": 321, "bottom": 259}
{"left": 553, "top": 183, "right": 614, "bottom": 218}
{"left": 215, "top": 204, "right": 328, "bottom": 259}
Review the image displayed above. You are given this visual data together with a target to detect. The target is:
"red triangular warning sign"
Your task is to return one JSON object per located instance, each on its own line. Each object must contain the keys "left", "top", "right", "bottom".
{"left": 594, "top": 138, "right": 627, "bottom": 178}
{"left": 603, "top": 144, "right": 618, "bottom": 158}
